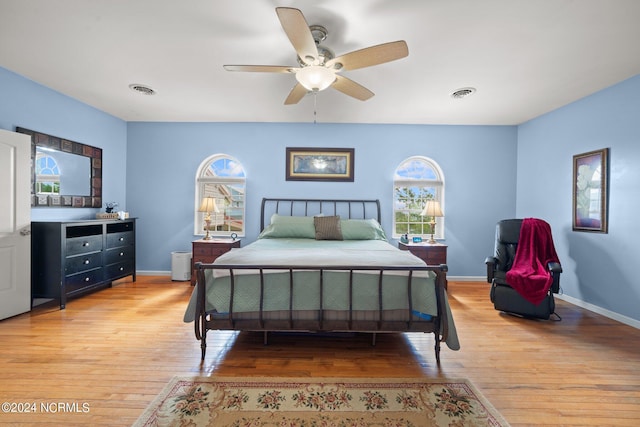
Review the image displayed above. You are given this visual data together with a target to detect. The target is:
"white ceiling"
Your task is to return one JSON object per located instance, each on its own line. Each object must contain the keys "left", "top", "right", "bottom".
{"left": 2, "top": 0, "right": 639, "bottom": 125}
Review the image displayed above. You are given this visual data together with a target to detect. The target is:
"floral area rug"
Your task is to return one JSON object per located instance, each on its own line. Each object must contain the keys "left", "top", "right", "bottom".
{"left": 133, "top": 376, "right": 509, "bottom": 427}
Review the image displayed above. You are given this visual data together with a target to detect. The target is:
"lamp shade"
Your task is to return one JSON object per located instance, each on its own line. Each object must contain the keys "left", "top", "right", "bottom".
{"left": 421, "top": 200, "right": 443, "bottom": 217}
{"left": 198, "top": 197, "right": 219, "bottom": 213}
{"left": 295, "top": 66, "right": 336, "bottom": 91}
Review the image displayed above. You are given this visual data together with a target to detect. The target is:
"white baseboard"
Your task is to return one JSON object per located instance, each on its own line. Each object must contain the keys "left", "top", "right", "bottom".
{"left": 448, "top": 276, "right": 486, "bottom": 282}
{"left": 137, "top": 270, "right": 171, "bottom": 276}
{"left": 555, "top": 293, "right": 640, "bottom": 329}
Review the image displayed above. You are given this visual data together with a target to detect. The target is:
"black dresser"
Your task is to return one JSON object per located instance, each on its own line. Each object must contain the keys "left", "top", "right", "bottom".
{"left": 31, "top": 219, "right": 136, "bottom": 309}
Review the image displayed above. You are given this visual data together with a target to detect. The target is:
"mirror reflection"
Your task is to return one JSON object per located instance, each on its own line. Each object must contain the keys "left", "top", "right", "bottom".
{"left": 35, "top": 147, "right": 91, "bottom": 196}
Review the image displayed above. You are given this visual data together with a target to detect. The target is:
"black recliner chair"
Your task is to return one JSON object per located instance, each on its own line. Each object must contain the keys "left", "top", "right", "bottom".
{"left": 485, "top": 219, "right": 562, "bottom": 320}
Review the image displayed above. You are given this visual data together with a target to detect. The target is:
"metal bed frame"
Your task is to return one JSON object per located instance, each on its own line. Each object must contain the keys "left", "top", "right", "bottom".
{"left": 194, "top": 198, "right": 449, "bottom": 364}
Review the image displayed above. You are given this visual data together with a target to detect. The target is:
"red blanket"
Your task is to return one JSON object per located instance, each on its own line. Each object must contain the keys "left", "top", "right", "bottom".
{"left": 505, "top": 218, "right": 560, "bottom": 305}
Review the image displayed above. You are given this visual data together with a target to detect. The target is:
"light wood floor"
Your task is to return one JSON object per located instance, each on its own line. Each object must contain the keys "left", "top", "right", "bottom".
{"left": 0, "top": 276, "right": 639, "bottom": 426}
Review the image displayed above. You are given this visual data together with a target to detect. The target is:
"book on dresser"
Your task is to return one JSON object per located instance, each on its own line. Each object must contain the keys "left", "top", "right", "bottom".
{"left": 31, "top": 219, "right": 136, "bottom": 309}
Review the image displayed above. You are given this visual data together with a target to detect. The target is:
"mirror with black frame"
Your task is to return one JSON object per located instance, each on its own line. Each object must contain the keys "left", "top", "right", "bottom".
{"left": 17, "top": 127, "right": 102, "bottom": 208}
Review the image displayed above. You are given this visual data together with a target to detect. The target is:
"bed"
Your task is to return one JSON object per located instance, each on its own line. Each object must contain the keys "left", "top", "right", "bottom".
{"left": 184, "top": 198, "right": 459, "bottom": 364}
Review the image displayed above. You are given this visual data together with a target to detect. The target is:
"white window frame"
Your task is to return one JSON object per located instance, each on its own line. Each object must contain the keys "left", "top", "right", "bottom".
{"left": 194, "top": 154, "right": 246, "bottom": 237}
{"left": 392, "top": 156, "right": 445, "bottom": 240}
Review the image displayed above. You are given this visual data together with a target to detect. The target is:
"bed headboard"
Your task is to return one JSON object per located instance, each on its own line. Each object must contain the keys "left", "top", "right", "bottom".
{"left": 260, "top": 198, "right": 381, "bottom": 231}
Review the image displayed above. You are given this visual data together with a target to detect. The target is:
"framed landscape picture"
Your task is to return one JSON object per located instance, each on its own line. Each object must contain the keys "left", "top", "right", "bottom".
{"left": 286, "top": 147, "right": 354, "bottom": 182}
{"left": 572, "top": 148, "right": 609, "bottom": 233}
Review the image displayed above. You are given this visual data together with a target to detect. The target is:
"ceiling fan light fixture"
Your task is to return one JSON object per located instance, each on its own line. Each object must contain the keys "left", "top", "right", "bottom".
{"left": 223, "top": 8, "right": 408, "bottom": 105}
{"left": 295, "top": 66, "right": 336, "bottom": 91}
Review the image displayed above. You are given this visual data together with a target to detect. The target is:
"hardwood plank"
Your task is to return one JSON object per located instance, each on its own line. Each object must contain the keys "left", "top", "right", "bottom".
{"left": 0, "top": 277, "right": 638, "bottom": 426}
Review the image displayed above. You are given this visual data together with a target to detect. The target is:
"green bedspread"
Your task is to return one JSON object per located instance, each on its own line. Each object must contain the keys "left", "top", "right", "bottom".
{"left": 183, "top": 239, "right": 459, "bottom": 350}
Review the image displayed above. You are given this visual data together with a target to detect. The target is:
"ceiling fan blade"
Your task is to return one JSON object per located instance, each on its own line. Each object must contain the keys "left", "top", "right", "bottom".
{"left": 331, "top": 75, "right": 374, "bottom": 101}
{"left": 276, "top": 7, "right": 319, "bottom": 65}
{"left": 223, "top": 65, "right": 294, "bottom": 73}
{"left": 327, "top": 40, "right": 409, "bottom": 71}
{"left": 284, "top": 83, "right": 308, "bottom": 105}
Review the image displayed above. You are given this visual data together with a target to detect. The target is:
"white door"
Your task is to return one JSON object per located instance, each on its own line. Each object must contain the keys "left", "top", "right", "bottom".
{"left": 0, "top": 129, "right": 31, "bottom": 320}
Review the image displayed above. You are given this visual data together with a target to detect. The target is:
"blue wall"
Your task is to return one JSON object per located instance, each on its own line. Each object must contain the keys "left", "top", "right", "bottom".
{"left": 517, "top": 74, "right": 640, "bottom": 322}
{"left": 0, "top": 67, "right": 127, "bottom": 220}
{"left": 126, "top": 122, "right": 517, "bottom": 275}
{"left": 4, "top": 63, "right": 637, "bottom": 323}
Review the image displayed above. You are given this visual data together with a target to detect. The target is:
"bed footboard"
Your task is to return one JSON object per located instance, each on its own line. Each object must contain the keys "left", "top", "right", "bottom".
{"left": 194, "top": 262, "right": 449, "bottom": 364}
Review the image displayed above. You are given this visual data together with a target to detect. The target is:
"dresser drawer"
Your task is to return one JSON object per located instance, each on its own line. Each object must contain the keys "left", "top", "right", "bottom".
{"left": 105, "top": 261, "right": 135, "bottom": 278}
{"left": 107, "top": 221, "right": 134, "bottom": 234}
{"left": 66, "top": 251, "right": 103, "bottom": 274}
{"left": 65, "top": 268, "right": 103, "bottom": 293}
{"left": 420, "top": 248, "right": 446, "bottom": 265}
{"left": 193, "top": 245, "right": 215, "bottom": 257}
{"left": 193, "top": 241, "right": 240, "bottom": 257}
{"left": 106, "top": 231, "right": 134, "bottom": 249}
{"left": 193, "top": 248, "right": 230, "bottom": 260}
{"left": 105, "top": 246, "right": 135, "bottom": 264}
{"left": 398, "top": 242, "right": 447, "bottom": 265}
{"left": 66, "top": 235, "right": 103, "bottom": 256}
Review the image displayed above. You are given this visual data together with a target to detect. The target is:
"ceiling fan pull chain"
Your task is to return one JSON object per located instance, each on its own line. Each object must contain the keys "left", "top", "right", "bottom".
{"left": 313, "top": 91, "right": 318, "bottom": 124}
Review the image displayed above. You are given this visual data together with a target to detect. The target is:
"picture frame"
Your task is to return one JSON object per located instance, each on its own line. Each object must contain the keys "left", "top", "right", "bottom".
{"left": 286, "top": 147, "right": 354, "bottom": 182}
{"left": 572, "top": 148, "right": 609, "bottom": 233}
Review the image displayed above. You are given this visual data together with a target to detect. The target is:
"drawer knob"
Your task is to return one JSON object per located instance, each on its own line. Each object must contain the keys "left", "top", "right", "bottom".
{"left": 119, "top": 252, "right": 124, "bottom": 256}
{"left": 119, "top": 267, "right": 124, "bottom": 271}
{"left": 84, "top": 259, "right": 90, "bottom": 265}
{"left": 82, "top": 242, "right": 90, "bottom": 247}
{"left": 119, "top": 237, "right": 125, "bottom": 242}
{"left": 84, "top": 277, "right": 90, "bottom": 282}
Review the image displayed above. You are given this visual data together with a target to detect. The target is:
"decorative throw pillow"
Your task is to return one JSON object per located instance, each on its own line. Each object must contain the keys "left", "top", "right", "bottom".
{"left": 314, "top": 215, "right": 343, "bottom": 240}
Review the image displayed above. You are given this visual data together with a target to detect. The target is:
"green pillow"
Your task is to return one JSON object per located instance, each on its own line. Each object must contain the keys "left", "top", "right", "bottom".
{"left": 340, "top": 218, "right": 388, "bottom": 240}
{"left": 258, "top": 214, "right": 316, "bottom": 239}
{"left": 258, "top": 215, "right": 387, "bottom": 241}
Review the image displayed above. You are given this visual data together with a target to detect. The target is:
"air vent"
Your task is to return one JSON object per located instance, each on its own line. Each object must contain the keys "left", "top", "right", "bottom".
{"left": 129, "top": 84, "right": 156, "bottom": 95}
{"left": 451, "top": 87, "right": 476, "bottom": 99}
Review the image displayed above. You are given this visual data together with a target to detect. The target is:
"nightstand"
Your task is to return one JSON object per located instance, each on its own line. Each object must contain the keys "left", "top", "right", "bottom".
{"left": 191, "top": 238, "right": 241, "bottom": 285}
{"left": 398, "top": 241, "right": 448, "bottom": 288}
{"left": 398, "top": 241, "right": 447, "bottom": 265}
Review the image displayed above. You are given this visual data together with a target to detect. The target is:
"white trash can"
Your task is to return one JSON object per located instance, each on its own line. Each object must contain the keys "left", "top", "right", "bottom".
{"left": 171, "top": 251, "right": 192, "bottom": 281}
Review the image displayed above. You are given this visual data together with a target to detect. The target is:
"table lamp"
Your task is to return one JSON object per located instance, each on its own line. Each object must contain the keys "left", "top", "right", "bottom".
{"left": 421, "top": 200, "right": 444, "bottom": 244}
{"left": 198, "top": 197, "right": 219, "bottom": 240}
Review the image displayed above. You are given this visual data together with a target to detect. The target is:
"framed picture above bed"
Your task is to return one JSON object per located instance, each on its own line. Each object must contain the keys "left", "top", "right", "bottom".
{"left": 572, "top": 148, "right": 609, "bottom": 233}
{"left": 286, "top": 147, "right": 354, "bottom": 182}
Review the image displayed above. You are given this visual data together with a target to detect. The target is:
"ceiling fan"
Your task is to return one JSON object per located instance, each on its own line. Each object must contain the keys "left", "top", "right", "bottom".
{"left": 223, "top": 7, "right": 409, "bottom": 105}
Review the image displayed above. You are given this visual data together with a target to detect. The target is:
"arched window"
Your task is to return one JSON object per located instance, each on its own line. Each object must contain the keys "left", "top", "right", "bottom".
{"left": 35, "top": 152, "right": 61, "bottom": 194}
{"left": 194, "top": 154, "right": 246, "bottom": 237}
{"left": 393, "top": 156, "right": 445, "bottom": 240}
